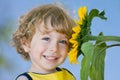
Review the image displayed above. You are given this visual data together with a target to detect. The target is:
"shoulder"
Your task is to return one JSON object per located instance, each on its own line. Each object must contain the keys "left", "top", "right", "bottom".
{"left": 62, "top": 68, "right": 73, "bottom": 74}
{"left": 15, "top": 72, "right": 32, "bottom": 80}
{"left": 16, "top": 76, "right": 28, "bottom": 80}
{"left": 61, "top": 68, "right": 76, "bottom": 79}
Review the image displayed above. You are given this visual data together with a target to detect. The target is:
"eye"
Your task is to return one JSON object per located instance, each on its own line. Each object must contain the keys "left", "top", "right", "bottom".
{"left": 42, "top": 37, "right": 50, "bottom": 41}
{"left": 59, "top": 40, "right": 68, "bottom": 44}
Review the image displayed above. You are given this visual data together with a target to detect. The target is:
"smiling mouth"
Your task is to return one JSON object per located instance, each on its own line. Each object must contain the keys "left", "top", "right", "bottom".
{"left": 43, "top": 55, "right": 59, "bottom": 62}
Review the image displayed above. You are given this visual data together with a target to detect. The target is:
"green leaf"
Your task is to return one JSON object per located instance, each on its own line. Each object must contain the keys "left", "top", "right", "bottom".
{"left": 88, "top": 9, "right": 99, "bottom": 23}
{"left": 98, "top": 11, "right": 107, "bottom": 20}
{"left": 87, "top": 9, "right": 107, "bottom": 29}
{"left": 90, "top": 33, "right": 107, "bottom": 80}
{"left": 81, "top": 42, "right": 94, "bottom": 80}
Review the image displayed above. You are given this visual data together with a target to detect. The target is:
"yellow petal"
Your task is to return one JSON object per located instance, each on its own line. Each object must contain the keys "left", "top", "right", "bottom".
{"left": 72, "top": 26, "right": 81, "bottom": 33}
{"left": 72, "top": 33, "right": 78, "bottom": 39}
{"left": 69, "top": 39, "right": 76, "bottom": 44}
{"left": 77, "top": 20, "right": 82, "bottom": 25}
{"left": 78, "top": 6, "right": 87, "bottom": 20}
{"left": 73, "top": 41, "right": 78, "bottom": 48}
{"left": 68, "top": 46, "right": 78, "bottom": 64}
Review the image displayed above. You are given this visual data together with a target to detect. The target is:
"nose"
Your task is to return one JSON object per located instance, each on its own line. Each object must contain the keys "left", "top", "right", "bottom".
{"left": 48, "top": 42, "right": 58, "bottom": 53}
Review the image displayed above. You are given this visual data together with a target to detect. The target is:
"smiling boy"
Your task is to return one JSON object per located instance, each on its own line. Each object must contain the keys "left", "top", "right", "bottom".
{"left": 12, "top": 4, "right": 76, "bottom": 80}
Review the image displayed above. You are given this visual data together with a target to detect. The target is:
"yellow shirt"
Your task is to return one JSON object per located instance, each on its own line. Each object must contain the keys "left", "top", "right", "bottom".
{"left": 27, "top": 68, "right": 75, "bottom": 80}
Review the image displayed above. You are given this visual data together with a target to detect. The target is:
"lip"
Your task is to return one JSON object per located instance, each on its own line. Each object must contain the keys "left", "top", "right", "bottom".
{"left": 43, "top": 55, "right": 59, "bottom": 62}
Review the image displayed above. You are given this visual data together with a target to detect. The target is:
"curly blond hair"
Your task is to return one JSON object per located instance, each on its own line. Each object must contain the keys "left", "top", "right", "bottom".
{"left": 12, "top": 4, "right": 75, "bottom": 60}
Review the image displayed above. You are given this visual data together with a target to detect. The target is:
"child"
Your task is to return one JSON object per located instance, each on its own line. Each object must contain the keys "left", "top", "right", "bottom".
{"left": 12, "top": 4, "right": 76, "bottom": 80}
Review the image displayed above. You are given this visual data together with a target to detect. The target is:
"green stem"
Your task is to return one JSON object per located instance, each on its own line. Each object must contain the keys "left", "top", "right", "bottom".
{"left": 84, "top": 35, "right": 120, "bottom": 42}
{"left": 107, "top": 44, "right": 120, "bottom": 48}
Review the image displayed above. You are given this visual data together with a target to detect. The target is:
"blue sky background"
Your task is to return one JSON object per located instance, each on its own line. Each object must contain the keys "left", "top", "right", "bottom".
{"left": 0, "top": 0, "right": 120, "bottom": 80}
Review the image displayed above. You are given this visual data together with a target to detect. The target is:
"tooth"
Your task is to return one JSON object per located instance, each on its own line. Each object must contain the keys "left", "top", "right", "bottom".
{"left": 46, "top": 56, "right": 56, "bottom": 59}
{"left": 47, "top": 57, "right": 55, "bottom": 60}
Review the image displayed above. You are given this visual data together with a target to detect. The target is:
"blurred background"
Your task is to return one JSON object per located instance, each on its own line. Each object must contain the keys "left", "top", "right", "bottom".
{"left": 0, "top": 0, "right": 120, "bottom": 80}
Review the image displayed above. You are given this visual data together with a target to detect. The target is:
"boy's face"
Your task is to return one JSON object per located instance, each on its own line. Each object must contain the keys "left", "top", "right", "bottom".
{"left": 23, "top": 22, "right": 69, "bottom": 73}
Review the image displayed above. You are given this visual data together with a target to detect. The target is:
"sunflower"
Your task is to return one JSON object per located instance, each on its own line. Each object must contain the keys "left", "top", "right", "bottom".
{"left": 68, "top": 6, "right": 87, "bottom": 64}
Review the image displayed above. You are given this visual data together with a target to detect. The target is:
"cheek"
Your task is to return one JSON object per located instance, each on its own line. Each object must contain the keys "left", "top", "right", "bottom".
{"left": 59, "top": 45, "right": 68, "bottom": 55}
{"left": 29, "top": 45, "right": 45, "bottom": 60}
{"left": 59, "top": 44, "right": 68, "bottom": 51}
{"left": 30, "top": 43, "right": 45, "bottom": 54}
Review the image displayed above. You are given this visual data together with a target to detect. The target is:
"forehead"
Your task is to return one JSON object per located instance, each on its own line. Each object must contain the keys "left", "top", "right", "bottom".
{"left": 35, "top": 18, "right": 60, "bottom": 32}
{"left": 35, "top": 20, "right": 68, "bottom": 39}
{"left": 34, "top": 17, "right": 71, "bottom": 39}
{"left": 36, "top": 19, "right": 54, "bottom": 33}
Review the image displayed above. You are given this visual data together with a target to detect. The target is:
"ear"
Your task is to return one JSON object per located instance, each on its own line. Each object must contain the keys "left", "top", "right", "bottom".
{"left": 20, "top": 38, "right": 30, "bottom": 53}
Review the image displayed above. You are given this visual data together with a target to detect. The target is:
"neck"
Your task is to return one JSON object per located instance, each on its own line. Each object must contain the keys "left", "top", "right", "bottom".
{"left": 28, "top": 65, "right": 57, "bottom": 74}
